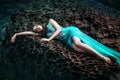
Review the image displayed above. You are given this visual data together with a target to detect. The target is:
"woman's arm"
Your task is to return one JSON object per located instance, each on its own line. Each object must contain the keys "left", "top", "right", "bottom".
{"left": 15, "top": 31, "right": 38, "bottom": 36}
{"left": 41, "top": 19, "right": 61, "bottom": 42}
{"left": 48, "top": 19, "right": 61, "bottom": 41}
{"left": 10, "top": 31, "right": 38, "bottom": 43}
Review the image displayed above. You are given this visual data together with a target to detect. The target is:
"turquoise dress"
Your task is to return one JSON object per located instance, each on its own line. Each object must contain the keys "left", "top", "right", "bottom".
{"left": 47, "top": 22, "right": 120, "bottom": 65}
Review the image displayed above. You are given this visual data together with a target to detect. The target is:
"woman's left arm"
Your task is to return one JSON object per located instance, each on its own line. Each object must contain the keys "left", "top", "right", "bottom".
{"left": 40, "top": 19, "right": 61, "bottom": 42}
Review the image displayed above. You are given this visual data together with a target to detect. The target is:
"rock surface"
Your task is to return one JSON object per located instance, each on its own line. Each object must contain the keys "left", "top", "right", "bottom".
{"left": 0, "top": 0, "right": 120, "bottom": 80}
{"left": 97, "top": 0, "right": 120, "bottom": 10}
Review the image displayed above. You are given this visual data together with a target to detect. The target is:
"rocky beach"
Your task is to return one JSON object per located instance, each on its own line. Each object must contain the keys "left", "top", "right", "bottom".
{"left": 0, "top": 0, "right": 120, "bottom": 80}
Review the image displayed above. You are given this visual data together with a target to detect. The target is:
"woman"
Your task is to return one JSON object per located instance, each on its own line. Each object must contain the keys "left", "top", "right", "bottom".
{"left": 11, "top": 19, "right": 120, "bottom": 64}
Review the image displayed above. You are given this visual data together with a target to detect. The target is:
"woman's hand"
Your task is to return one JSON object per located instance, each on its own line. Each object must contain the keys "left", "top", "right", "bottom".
{"left": 10, "top": 33, "right": 17, "bottom": 43}
{"left": 40, "top": 38, "right": 50, "bottom": 42}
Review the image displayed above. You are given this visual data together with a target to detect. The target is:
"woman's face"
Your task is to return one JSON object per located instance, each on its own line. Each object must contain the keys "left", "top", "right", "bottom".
{"left": 33, "top": 25, "right": 43, "bottom": 32}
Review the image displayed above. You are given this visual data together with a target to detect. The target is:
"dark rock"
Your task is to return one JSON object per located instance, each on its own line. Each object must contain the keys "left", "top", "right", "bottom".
{"left": 1, "top": 0, "right": 120, "bottom": 80}
{"left": 3, "top": 9, "right": 120, "bottom": 79}
{"left": 97, "top": 0, "right": 120, "bottom": 10}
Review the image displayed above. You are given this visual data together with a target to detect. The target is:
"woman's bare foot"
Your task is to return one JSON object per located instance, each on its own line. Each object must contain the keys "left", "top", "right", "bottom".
{"left": 103, "top": 57, "right": 111, "bottom": 64}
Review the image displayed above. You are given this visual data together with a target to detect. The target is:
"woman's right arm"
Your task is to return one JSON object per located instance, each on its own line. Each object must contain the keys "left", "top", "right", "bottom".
{"left": 10, "top": 31, "right": 38, "bottom": 43}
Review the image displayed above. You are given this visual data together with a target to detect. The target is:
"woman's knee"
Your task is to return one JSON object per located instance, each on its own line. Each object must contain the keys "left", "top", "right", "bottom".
{"left": 73, "top": 46, "right": 85, "bottom": 53}
{"left": 73, "top": 47, "right": 79, "bottom": 52}
{"left": 74, "top": 41, "right": 85, "bottom": 47}
{"left": 72, "top": 43, "right": 85, "bottom": 53}
{"left": 72, "top": 36, "right": 82, "bottom": 46}
{"left": 74, "top": 42, "right": 81, "bottom": 47}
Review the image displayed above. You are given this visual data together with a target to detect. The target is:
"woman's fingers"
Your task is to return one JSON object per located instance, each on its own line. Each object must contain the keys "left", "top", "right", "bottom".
{"left": 10, "top": 37, "right": 15, "bottom": 43}
{"left": 40, "top": 38, "right": 50, "bottom": 42}
{"left": 10, "top": 35, "right": 16, "bottom": 43}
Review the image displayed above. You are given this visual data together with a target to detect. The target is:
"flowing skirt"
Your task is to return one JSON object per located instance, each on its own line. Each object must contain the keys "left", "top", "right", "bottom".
{"left": 64, "top": 26, "right": 120, "bottom": 65}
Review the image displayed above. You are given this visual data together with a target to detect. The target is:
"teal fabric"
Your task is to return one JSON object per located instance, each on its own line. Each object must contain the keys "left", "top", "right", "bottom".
{"left": 47, "top": 22, "right": 120, "bottom": 65}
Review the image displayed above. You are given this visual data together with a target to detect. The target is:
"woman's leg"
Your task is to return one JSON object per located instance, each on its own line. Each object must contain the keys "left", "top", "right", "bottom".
{"left": 72, "top": 43, "right": 86, "bottom": 53}
{"left": 72, "top": 36, "right": 111, "bottom": 63}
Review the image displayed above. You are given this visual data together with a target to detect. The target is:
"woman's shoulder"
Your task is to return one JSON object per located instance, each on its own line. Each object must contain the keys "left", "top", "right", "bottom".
{"left": 47, "top": 19, "right": 54, "bottom": 27}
